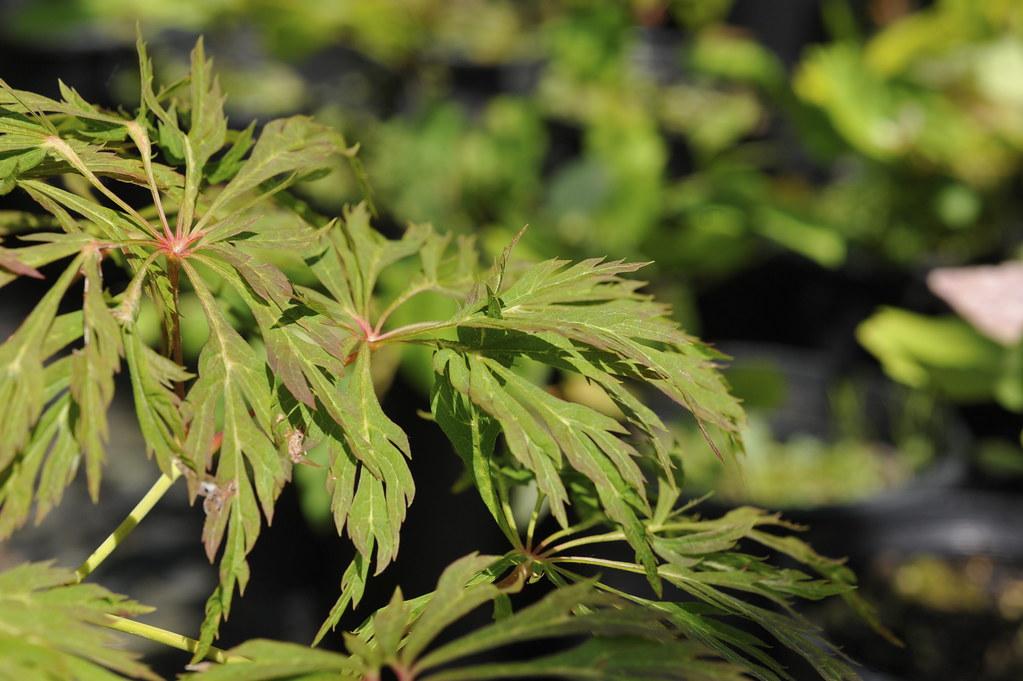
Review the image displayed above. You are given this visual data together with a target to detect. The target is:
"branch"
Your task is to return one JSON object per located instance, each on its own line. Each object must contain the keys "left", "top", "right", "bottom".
{"left": 74, "top": 469, "right": 181, "bottom": 583}
{"left": 101, "top": 614, "right": 243, "bottom": 664}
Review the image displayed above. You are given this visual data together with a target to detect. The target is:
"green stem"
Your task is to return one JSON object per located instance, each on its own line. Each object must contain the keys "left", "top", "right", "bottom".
{"left": 524, "top": 493, "right": 545, "bottom": 553}
{"left": 372, "top": 320, "right": 457, "bottom": 345}
{"left": 372, "top": 283, "right": 433, "bottom": 336}
{"left": 495, "top": 474, "right": 524, "bottom": 552}
{"left": 531, "top": 516, "right": 602, "bottom": 555}
{"left": 101, "top": 615, "right": 242, "bottom": 664}
{"left": 541, "top": 530, "right": 625, "bottom": 557}
{"left": 547, "top": 555, "right": 645, "bottom": 575}
{"left": 538, "top": 518, "right": 725, "bottom": 558}
{"left": 74, "top": 470, "right": 180, "bottom": 583}
{"left": 549, "top": 565, "right": 652, "bottom": 606}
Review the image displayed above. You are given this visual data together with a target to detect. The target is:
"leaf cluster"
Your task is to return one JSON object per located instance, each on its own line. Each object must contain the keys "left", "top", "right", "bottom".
{"left": 0, "top": 36, "right": 884, "bottom": 680}
{"left": 0, "top": 562, "right": 157, "bottom": 680}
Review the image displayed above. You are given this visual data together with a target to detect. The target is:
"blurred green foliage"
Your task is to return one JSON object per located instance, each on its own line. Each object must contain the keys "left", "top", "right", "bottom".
{"left": 9, "top": 0, "right": 1020, "bottom": 270}
{"left": 679, "top": 415, "right": 932, "bottom": 508}
{"left": 858, "top": 306, "right": 1023, "bottom": 412}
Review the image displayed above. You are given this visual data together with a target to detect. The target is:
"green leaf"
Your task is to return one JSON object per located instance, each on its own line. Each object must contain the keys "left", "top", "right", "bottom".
{"left": 335, "top": 346, "right": 415, "bottom": 574}
{"left": 175, "top": 37, "right": 227, "bottom": 235}
{"left": 0, "top": 392, "right": 76, "bottom": 537}
{"left": 0, "top": 208, "right": 59, "bottom": 235}
{"left": 430, "top": 368, "right": 511, "bottom": 542}
{"left": 18, "top": 180, "right": 147, "bottom": 241}
{"left": 69, "top": 249, "right": 124, "bottom": 501}
{"left": 194, "top": 249, "right": 413, "bottom": 576}
{"left": 459, "top": 267, "right": 744, "bottom": 455}
{"left": 308, "top": 202, "right": 430, "bottom": 316}
{"left": 190, "top": 557, "right": 740, "bottom": 681}
{"left": 746, "top": 523, "right": 901, "bottom": 647}
{"left": 372, "top": 587, "right": 413, "bottom": 662}
{"left": 399, "top": 553, "right": 505, "bottom": 665}
{"left": 0, "top": 147, "right": 47, "bottom": 194}
{"left": 433, "top": 349, "right": 571, "bottom": 528}
{"left": 0, "top": 562, "right": 158, "bottom": 680}
{"left": 312, "top": 554, "right": 370, "bottom": 646}
{"left": 433, "top": 348, "right": 660, "bottom": 590}
{"left": 413, "top": 581, "right": 669, "bottom": 675}
{"left": 544, "top": 504, "right": 871, "bottom": 681}
{"left": 181, "top": 261, "right": 288, "bottom": 654}
{"left": 0, "top": 235, "right": 84, "bottom": 288}
{"left": 0, "top": 83, "right": 65, "bottom": 116}
{"left": 123, "top": 323, "right": 190, "bottom": 475}
{"left": 0, "top": 40, "right": 880, "bottom": 681}
{"left": 206, "top": 121, "right": 256, "bottom": 184}
{"left": 0, "top": 254, "right": 83, "bottom": 474}
{"left": 423, "top": 637, "right": 747, "bottom": 681}
{"left": 180, "top": 640, "right": 361, "bottom": 681}
{"left": 195, "top": 117, "right": 345, "bottom": 234}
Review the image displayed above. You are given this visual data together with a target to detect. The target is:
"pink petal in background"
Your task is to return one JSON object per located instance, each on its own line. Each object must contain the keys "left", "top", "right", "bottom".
{"left": 927, "top": 262, "right": 1023, "bottom": 346}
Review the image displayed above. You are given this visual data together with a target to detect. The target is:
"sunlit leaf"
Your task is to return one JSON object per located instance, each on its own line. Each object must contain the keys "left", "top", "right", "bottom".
{"left": 0, "top": 562, "right": 158, "bottom": 680}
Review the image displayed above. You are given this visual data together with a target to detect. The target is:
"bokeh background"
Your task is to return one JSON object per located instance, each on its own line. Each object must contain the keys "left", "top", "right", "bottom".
{"left": 1, "top": 1, "right": 1022, "bottom": 679}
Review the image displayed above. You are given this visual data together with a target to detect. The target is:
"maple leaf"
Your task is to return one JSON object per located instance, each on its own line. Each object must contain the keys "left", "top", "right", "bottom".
{"left": 0, "top": 37, "right": 882, "bottom": 681}
{"left": 0, "top": 562, "right": 158, "bottom": 680}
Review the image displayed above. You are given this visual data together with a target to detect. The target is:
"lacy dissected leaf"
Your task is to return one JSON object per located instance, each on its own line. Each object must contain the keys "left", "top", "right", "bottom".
{"left": 0, "top": 254, "right": 83, "bottom": 476}
{"left": 180, "top": 640, "right": 362, "bottom": 681}
{"left": 39, "top": 134, "right": 181, "bottom": 202}
{"left": 0, "top": 309, "right": 83, "bottom": 539}
{"left": 181, "top": 261, "right": 288, "bottom": 655}
{"left": 745, "top": 518, "right": 900, "bottom": 647}
{"left": 0, "top": 243, "right": 43, "bottom": 278}
{"left": 0, "top": 562, "right": 158, "bottom": 680}
{"left": 329, "top": 347, "right": 414, "bottom": 574}
{"left": 267, "top": 341, "right": 415, "bottom": 578}
{"left": 18, "top": 179, "right": 150, "bottom": 241}
{"left": 306, "top": 202, "right": 431, "bottom": 318}
{"left": 421, "top": 252, "right": 740, "bottom": 550}
{"left": 659, "top": 570, "right": 856, "bottom": 681}
{"left": 193, "top": 116, "right": 347, "bottom": 236}
{"left": 195, "top": 247, "right": 413, "bottom": 577}
{"left": 312, "top": 553, "right": 370, "bottom": 646}
{"left": 298, "top": 209, "right": 746, "bottom": 596}
{"left": 69, "top": 249, "right": 124, "bottom": 501}
{"left": 0, "top": 115, "right": 50, "bottom": 194}
{"left": 409, "top": 579, "right": 712, "bottom": 680}
{"left": 134, "top": 36, "right": 220, "bottom": 236}
{"left": 429, "top": 367, "right": 511, "bottom": 543}
{"left": 0, "top": 38, "right": 873, "bottom": 681}
{"left": 423, "top": 637, "right": 747, "bottom": 681}
{"left": 0, "top": 208, "right": 58, "bottom": 235}
{"left": 200, "top": 200, "right": 325, "bottom": 253}
{"left": 123, "top": 322, "right": 190, "bottom": 475}
{"left": 0, "top": 388, "right": 75, "bottom": 538}
{"left": 206, "top": 122, "right": 255, "bottom": 185}
{"left": 179, "top": 38, "right": 227, "bottom": 231}
{"left": 541, "top": 505, "right": 870, "bottom": 681}
{"left": 188, "top": 555, "right": 742, "bottom": 681}
{"left": 0, "top": 86, "right": 182, "bottom": 202}
{"left": 433, "top": 348, "right": 660, "bottom": 590}
{"left": 459, "top": 256, "right": 745, "bottom": 455}
{"left": 398, "top": 553, "right": 506, "bottom": 664}
{"left": 0, "top": 84, "right": 64, "bottom": 116}
{"left": 412, "top": 581, "right": 639, "bottom": 670}
{"left": 302, "top": 206, "right": 479, "bottom": 361}
{"left": 199, "top": 215, "right": 425, "bottom": 582}
{"left": 0, "top": 233, "right": 87, "bottom": 288}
